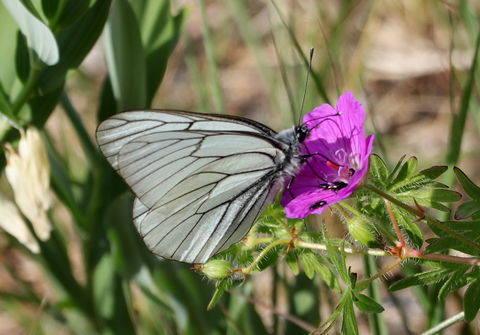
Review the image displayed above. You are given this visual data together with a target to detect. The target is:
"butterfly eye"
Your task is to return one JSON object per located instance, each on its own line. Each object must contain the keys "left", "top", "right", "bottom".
{"left": 295, "top": 124, "right": 309, "bottom": 142}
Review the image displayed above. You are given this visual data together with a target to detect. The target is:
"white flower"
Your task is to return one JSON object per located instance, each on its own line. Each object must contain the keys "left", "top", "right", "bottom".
{"left": 0, "top": 196, "right": 39, "bottom": 253}
{"left": 4, "top": 127, "right": 52, "bottom": 241}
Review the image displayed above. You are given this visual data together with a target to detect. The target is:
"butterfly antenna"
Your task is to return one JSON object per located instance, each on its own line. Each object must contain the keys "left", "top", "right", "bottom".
{"left": 298, "top": 48, "right": 314, "bottom": 125}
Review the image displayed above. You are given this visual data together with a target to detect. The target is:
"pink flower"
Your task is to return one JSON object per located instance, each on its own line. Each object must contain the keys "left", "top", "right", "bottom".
{"left": 281, "top": 92, "right": 375, "bottom": 218}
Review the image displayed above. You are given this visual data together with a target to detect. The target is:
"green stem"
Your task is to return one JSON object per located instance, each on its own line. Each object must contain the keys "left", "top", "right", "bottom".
{"left": 364, "top": 183, "right": 480, "bottom": 251}
{"left": 61, "top": 92, "right": 100, "bottom": 164}
{"left": 12, "top": 55, "right": 43, "bottom": 115}
{"left": 412, "top": 252, "right": 480, "bottom": 266}
{"left": 420, "top": 312, "right": 465, "bottom": 335}
{"left": 199, "top": 0, "right": 224, "bottom": 114}
{"left": 356, "top": 259, "right": 402, "bottom": 291}
{"left": 242, "top": 238, "right": 290, "bottom": 274}
{"left": 296, "top": 240, "right": 389, "bottom": 257}
{"left": 50, "top": 0, "right": 69, "bottom": 32}
{"left": 363, "top": 255, "right": 388, "bottom": 335}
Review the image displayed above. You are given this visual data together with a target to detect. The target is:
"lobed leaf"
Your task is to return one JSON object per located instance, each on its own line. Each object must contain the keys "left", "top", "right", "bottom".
{"left": 438, "top": 266, "right": 471, "bottom": 301}
{"left": 389, "top": 267, "right": 456, "bottom": 291}
{"left": 353, "top": 293, "right": 384, "bottom": 313}
{"left": 285, "top": 251, "right": 300, "bottom": 275}
{"left": 455, "top": 200, "right": 480, "bottom": 220}
{"left": 464, "top": 279, "right": 480, "bottom": 321}
{"left": 368, "top": 154, "right": 389, "bottom": 188}
{"left": 341, "top": 291, "right": 359, "bottom": 335}
{"left": 454, "top": 167, "right": 480, "bottom": 199}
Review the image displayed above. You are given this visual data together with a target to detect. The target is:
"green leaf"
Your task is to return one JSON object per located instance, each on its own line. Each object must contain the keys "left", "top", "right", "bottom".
{"left": 130, "top": 0, "right": 185, "bottom": 104}
{"left": 454, "top": 167, "right": 480, "bottom": 199}
{"left": 389, "top": 267, "right": 456, "bottom": 291}
{"left": 419, "top": 166, "right": 448, "bottom": 180}
{"left": 93, "top": 253, "right": 115, "bottom": 318}
{"left": 464, "top": 279, "right": 480, "bottom": 321}
{"left": 455, "top": 200, "right": 480, "bottom": 220}
{"left": 389, "top": 156, "right": 417, "bottom": 188}
{"left": 38, "top": 0, "right": 112, "bottom": 94}
{"left": 341, "top": 291, "right": 359, "bottom": 335}
{"left": 207, "top": 279, "right": 233, "bottom": 310}
{"left": 353, "top": 293, "right": 384, "bottom": 313}
{"left": 405, "top": 189, "right": 462, "bottom": 203}
{"left": 438, "top": 266, "right": 470, "bottom": 301}
{"left": 446, "top": 31, "right": 480, "bottom": 166}
{"left": 368, "top": 154, "right": 389, "bottom": 188}
{"left": 284, "top": 251, "right": 299, "bottom": 275}
{"left": 103, "top": 0, "right": 146, "bottom": 111}
{"left": 1, "top": 0, "right": 59, "bottom": 65}
{"left": 0, "top": 3, "right": 21, "bottom": 96}
{"left": 45, "top": 0, "right": 92, "bottom": 30}
{"left": 326, "top": 244, "right": 349, "bottom": 284}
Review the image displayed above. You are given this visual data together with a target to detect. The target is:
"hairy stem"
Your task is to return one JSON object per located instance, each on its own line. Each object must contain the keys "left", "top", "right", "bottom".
{"left": 420, "top": 312, "right": 465, "bottom": 335}
{"left": 356, "top": 259, "right": 402, "bottom": 291}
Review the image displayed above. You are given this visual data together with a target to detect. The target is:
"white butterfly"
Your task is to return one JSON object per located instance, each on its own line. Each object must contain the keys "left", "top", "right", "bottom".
{"left": 96, "top": 110, "right": 307, "bottom": 263}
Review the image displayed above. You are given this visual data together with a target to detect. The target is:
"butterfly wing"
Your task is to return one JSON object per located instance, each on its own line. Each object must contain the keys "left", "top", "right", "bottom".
{"left": 96, "top": 110, "right": 288, "bottom": 263}
{"left": 96, "top": 110, "right": 277, "bottom": 170}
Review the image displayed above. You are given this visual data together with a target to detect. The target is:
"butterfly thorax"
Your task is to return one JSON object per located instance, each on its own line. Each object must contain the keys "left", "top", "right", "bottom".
{"left": 274, "top": 126, "right": 308, "bottom": 179}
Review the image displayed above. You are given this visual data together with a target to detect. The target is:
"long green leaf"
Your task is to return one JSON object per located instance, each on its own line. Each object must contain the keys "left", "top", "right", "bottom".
{"left": 104, "top": 0, "right": 147, "bottom": 110}
{"left": 2, "top": 0, "right": 59, "bottom": 65}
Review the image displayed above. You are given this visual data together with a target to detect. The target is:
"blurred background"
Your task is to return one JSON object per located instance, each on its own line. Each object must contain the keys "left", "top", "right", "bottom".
{"left": 0, "top": 0, "right": 479, "bottom": 334}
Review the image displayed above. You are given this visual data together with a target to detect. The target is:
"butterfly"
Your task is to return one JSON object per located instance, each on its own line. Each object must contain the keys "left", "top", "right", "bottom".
{"left": 96, "top": 110, "right": 308, "bottom": 264}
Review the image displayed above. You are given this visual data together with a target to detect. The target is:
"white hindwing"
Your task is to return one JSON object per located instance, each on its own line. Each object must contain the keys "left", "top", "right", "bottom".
{"left": 96, "top": 110, "right": 289, "bottom": 263}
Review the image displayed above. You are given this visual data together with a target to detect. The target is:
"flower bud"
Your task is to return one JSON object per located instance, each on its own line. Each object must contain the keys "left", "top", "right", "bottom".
{"left": 199, "top": 259, "right": 232, "bottom": 280}
{"left": 346, "top": 216, "right": 381, "bottom": 248}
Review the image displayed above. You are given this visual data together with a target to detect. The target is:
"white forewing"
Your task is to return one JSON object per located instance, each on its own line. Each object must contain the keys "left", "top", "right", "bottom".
{"left": 97, "top": 110, "right": 276, "bottom": 170}
{"left": 96, "top": 110, "right": 291, "bottom": 263}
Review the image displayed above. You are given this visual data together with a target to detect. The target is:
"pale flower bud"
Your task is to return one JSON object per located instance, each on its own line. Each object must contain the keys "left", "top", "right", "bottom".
{"left": 4, "top": 127, "right": 51, "bottom": 241}
{"left": 0, "top": 196, "right": 39, "bottom": 253}
{"left": 346, "top": 216, "right": 381, "bottom": 248}
{"left": 199, "top": 259, "right": 232, "bottom": 279}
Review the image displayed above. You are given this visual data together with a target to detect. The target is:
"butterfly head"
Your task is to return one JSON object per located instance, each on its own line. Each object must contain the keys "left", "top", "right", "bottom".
{"left": 294, "top": 124, "right": 309, "bottom": 143}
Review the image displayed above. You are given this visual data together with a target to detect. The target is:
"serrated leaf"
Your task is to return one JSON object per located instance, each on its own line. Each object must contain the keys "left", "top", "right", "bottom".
{"left": 455, "top": 200, "right": 480, "bottom": 220}
{"left": 389, "top": 267, "right": 455, "bottom": 291}
{"left": 419, "top": 166, "right": 448, "bottom": 179}
{"left": 454, "top": 167, "right": 480, "bottom": 199}
{"left": 438, "top": 266, "right": 470, "bottom": 301}
{"left": 341, "top": 291, "right": 359, "bottom": 335}
{"left": 388, "top": 155, "right": 406, "bottom": 183}
{"left": 2, "top": 0, "right": 59, "bottom": 65}
{"left": 207, "top": 279, "right": 233, "bottom": 310}
{"left": 326, "top": 244, "right": 349, "bottom": 283}
{"left": 464, "top": 279, "right": 480, "bottom": 321}
{"left": 285, "top": 251, "right": 299, "bottom": 275}
{"left": 390, "top": 156, "right": 417, "bottom": 187}
{"left": 406, "top": 189, "right": 462, "bottom": 203}
{"left": 368, "top": 154, "right": 389, "bottom": 187}
{"left": 256, "top": 245, "right": 281, "bottom": 272}
{"left": 353, "top": 293, "right": 384, "bottom": 313}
